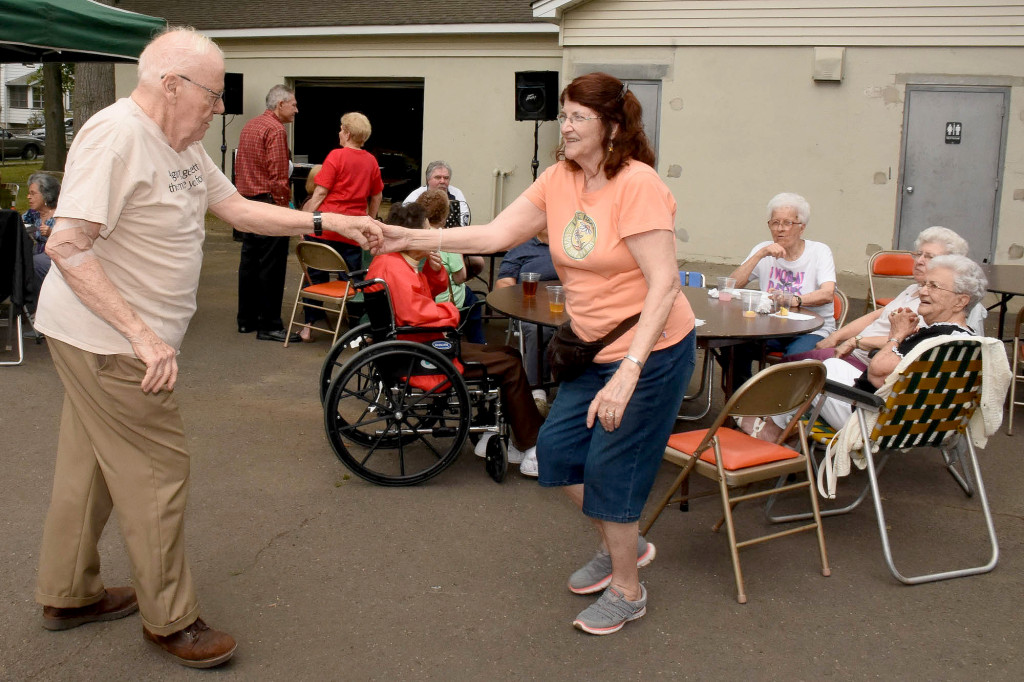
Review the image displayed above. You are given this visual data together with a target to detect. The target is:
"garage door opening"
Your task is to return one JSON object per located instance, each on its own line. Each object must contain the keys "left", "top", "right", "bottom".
{"left": 293, "top": 78, "right": 424, "bottom": 203}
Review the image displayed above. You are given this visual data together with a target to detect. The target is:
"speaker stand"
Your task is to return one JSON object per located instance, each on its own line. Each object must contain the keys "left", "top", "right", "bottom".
{"left": 531, "top": 121, "right": 541, "bottom": 180}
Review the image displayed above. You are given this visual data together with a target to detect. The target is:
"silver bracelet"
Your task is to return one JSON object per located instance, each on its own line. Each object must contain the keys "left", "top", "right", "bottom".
{"left": 623, "top": 354, "right": 644, "bottom": 369}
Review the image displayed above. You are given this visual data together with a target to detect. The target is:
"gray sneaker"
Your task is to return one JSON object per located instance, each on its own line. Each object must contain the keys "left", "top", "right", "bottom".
{"left": 568, "top": 535, "right": 656, "bottom": 595}
{"left": 572, "top": 585, "right": 647, "bottom": 635}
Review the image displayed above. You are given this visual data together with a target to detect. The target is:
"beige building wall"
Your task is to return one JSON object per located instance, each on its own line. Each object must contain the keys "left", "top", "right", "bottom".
{"left": 561, "top": 44, "right": 1024, "bottom": 273}
{"left": 117, "top": 33, "right": 563, "bottom": 221}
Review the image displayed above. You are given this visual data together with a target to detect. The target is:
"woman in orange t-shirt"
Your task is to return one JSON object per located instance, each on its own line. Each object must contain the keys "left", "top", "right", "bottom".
{"left": 374, "top": 72, "right": 695, "bottom": 636}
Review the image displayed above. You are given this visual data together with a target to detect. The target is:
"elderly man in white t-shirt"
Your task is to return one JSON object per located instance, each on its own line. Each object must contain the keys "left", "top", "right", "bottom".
{"left": 403, "top": 160, "right": 471, "bottom": 227}
{"left": 32, "top": 28, "right": 381, "bottom": 669}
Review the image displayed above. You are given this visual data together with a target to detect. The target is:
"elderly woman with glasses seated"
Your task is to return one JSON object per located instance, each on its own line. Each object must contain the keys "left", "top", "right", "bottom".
{"left": 740, "top": 254, "right": 987, "bottom": 442}
{"left": 786, "top": 226, "right": 987, "bottom": 370}
{"left": 726, "top": 192, "right": 836, "bottom": 386}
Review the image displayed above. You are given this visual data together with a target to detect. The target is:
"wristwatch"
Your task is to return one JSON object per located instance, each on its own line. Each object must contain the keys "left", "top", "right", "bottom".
{"left": 853, "top": 334, "right": 863, "bottom": 350}
{"left": 313, "top": 211, "right": 323, "bottom": 237}
{"left": 794, "top": 295, "right": 803, "bottom": 308}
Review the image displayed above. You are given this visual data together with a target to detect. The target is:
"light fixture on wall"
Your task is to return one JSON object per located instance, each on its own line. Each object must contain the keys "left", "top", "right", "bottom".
{"left": 812, "top": 47, "right": 845, "bottom": 82}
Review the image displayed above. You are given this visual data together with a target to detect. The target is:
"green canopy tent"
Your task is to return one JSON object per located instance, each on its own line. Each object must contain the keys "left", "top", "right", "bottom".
{"left": 0, "top": 0, "right": 165, "bottom": 63}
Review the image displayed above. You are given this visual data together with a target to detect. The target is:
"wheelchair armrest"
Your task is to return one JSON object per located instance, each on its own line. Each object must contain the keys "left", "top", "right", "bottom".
{"left": 395, "top": 326, "right": 459, "bottom": 337}
{"left": 347, "top": 268, "right": 369, "bottom": 281}
{"left": 822, "top": 379, "right": 885, "bottom": 411}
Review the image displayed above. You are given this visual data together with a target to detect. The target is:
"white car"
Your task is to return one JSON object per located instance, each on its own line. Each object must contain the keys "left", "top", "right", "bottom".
{"left": 30, "top": 118, "right": 73, "bottom": 139}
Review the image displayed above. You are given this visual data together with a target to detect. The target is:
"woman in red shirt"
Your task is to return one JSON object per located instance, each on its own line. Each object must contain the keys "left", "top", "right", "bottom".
{"left": 300, "top": 112, "right": 383, "bottom": 341}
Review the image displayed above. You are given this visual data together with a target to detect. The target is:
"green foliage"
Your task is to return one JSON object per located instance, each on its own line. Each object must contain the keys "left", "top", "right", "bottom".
{"left": 28, "top": 63, "right": 75, "bottom": 94}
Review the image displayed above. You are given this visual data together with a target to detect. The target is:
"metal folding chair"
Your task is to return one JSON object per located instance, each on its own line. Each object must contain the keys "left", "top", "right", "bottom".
{"left": 643, "top": 359, "right": 830, "bottom": 603}
{"left": 798, "top": 338, "right": 1002, "bottom": 585}
{"left": 1008, "top": 307, "right": 1024, "bottom": 435}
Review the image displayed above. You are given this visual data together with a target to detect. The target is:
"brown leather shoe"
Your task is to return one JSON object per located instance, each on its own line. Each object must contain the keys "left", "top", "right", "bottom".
{"left": 41, "top": 586, "right": 139, "bottom": 631}
{"left": 143, "top": 618, "right": 237, "bottom": 669}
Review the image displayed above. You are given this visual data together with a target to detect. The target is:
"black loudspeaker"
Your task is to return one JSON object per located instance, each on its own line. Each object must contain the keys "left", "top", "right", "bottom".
{"left": 515, "top": 71, "right": 558, "bottom": 121}
{"left": 222, "top": 72, "right": 243, "bottom": 115}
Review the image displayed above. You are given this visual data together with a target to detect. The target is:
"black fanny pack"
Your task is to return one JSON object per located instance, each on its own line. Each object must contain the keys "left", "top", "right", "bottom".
{"left": 546, "top": 313, "right": 642, "bottom": 383}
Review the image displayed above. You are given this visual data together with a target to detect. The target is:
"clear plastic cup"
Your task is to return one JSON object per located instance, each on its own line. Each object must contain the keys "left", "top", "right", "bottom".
{"left": 717, "top": 276, "right": 736, "bottom": 301}
{"left": 742, "top": 291, "right": 760, "bottom": 317}
{"left": 522, "top": 272, "right": 540, "bottom": 296}
{"left": 548, "top": 285, "right": 565, "bottom": 314}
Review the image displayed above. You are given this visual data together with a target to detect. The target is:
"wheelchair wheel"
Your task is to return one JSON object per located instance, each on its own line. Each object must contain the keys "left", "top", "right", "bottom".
{"left": 324, "top": 340, "right": 471, "bottom": 486}
{"left": 319, "top": 323, "right": 373, "bottom": 404}
{"left": 484, "top": 433, "right": 507, "bottom": 483}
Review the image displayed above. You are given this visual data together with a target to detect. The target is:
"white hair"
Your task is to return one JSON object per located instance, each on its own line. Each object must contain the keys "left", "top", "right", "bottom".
{"left": 137, "top": 27, "right": 223, "bottom": 87}
{"left": 928, "top": 254, "right": 987, "bottom": 309}
{"left": 265, "top": 85, "right": 294, "bottom": 110}
{"left": 915, "top": 226, "right": 969, "bottom": 257}
{"left": 765, "top": 192, "right": 810, "bottom": 226}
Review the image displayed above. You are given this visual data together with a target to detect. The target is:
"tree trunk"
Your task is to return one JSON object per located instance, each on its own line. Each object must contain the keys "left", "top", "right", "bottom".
{"left": 71, "top": 0, "right": 118, "bottom": 140}
{"left": 72, "top": 62, "right": 115, "bottom": 138}
{"left": 41, "top": 63, "right": 68, "bottom": 171}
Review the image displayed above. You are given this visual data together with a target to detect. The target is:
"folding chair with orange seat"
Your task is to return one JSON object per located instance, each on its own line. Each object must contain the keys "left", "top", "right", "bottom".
{"left": 284, "top": 241, "right": 358, "bottom": 348}
{"left": 867, "top": 250, "right": 915, "bottom": 312}
{"left": 642, "top": 359, "right": 830, "bottom": 604}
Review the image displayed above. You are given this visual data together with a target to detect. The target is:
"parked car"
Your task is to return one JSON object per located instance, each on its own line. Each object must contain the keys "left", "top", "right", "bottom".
{"left": 30, "top": 118, "right": 73, "bottom": 139}
{"left": 1, "top": 128, "right": 45, "bottom": 160}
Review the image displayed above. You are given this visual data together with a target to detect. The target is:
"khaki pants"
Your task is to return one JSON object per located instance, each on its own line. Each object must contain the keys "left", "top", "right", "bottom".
{"left": 36, "top": 339, "right": 200, "bottom": 636}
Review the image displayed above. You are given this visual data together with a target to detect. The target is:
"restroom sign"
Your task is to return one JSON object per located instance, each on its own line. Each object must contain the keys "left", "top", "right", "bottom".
{"left": 945, "top": 122, "right": 962, "bottom": 144}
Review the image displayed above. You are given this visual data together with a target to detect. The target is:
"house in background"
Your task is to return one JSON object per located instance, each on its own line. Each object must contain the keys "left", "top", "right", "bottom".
{"left": 1, "top": 63, "right": 44, "bottom": 129}
{"left": 113, "top": 0, "right": 1024, "bottom": 268}
{"left": 537, "top": 0, "right": 1024, "bottom": 268}
{"left": 115, "top": 0, "right": 562, "bottom": 220}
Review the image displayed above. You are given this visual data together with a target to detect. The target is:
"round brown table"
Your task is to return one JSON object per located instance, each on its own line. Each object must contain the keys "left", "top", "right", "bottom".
{"left": 981, "top": 263, "right": 1024, "bottom": 340}
{"left": 486, "top": 283, "right": 824, "bottom": 342}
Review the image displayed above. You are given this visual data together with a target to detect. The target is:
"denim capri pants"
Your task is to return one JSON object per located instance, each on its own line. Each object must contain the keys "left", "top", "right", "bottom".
{"left": 537, "top": 329, "right": 696, "bottom": 523}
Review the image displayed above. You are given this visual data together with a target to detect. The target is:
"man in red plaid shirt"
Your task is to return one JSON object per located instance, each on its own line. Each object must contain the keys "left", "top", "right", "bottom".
{"left": 235, "top": 84, "right": 300, "bottom": 342}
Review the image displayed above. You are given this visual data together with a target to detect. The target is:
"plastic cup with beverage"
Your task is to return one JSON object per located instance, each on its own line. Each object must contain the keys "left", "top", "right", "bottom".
{"left": 771, "top": 290, "right": 790, "bottom": 316}
{"left": 742, "top": 291, "right": 760, "bottom": 317}
{"left": 521, "top": 271, "right": 540, "bottom": 296}
{"left": 548, "top": 285, "right": 565, "bottom": 314}
{"left": 716, "top": 276, "right": 736, "bottom": 302}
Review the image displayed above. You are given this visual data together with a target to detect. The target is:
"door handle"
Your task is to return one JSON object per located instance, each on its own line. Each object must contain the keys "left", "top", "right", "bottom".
{"left": 905, "top": 186, "right": 914, "bottom": 194}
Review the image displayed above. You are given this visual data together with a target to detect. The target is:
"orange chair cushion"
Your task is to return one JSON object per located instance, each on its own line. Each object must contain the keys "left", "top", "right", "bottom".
{"left": 303, "top": 281, "right": 357, "bottom": 298}
{"left": 667, "top": 428, "right": 799, "bottom": 471}
{"left": 872, "top": 253, "right": 914, "bottom": 276}
{"left": 875, "top": 296, "right": 895, "bottom": 307}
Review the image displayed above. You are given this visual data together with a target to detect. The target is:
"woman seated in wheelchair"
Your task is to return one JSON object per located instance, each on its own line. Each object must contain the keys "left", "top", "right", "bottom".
{"left": 741, "top": 254, "right": 987, "bottom": 441}
{"left": 414, "top": 188, "right": 487, "bottom": 344}
{"left": 367, "top": 202, "right": 544, "bottom": 474}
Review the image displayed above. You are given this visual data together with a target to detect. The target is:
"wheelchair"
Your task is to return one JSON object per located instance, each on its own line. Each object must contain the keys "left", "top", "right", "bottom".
{"left": 320, "top": 278, "right": 511, "bottom": 486}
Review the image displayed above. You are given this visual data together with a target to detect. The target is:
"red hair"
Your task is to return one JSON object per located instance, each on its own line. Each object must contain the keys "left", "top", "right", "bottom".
{"left": 556, "top": 72, "right": 654, "bottom": 179}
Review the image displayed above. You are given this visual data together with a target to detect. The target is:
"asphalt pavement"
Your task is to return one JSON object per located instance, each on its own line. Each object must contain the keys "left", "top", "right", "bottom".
{"left": 2, "top": 222, "right": 1022, "bottom": 680}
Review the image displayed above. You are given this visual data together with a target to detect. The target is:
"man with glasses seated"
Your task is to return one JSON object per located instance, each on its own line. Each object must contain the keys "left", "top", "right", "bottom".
{"left": 787, "top": 226, "right": 987, "bottom": 370}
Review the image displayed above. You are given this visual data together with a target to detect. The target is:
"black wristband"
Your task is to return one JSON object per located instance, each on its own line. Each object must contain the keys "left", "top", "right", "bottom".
{"left": 313, "top": 211, "right": 323, "bottom": 237}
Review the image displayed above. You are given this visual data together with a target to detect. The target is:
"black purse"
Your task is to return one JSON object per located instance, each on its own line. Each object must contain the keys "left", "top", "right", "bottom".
{"left": 546, "top": 313, "right": 641, "bottom": 383}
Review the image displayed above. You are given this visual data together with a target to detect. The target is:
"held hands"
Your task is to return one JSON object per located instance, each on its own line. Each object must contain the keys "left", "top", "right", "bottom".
{"left": 323, "top": 214, "right": 385, "bottom": 251}
{"left": 372, "top": 224, "right": 413, "bottom": 255}
{"left": 128, "top": 330, "right": 178, "bottom": 394}
{"left": 888, "top": 307, "right": 920, "bottom": 341}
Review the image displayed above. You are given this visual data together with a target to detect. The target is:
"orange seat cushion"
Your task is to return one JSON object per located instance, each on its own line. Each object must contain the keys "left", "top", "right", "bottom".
{"left": 303, "top": 281, "right": 357, "bottom": 298}
{"left": 667, "top": 428, "right": 799, "bottom": 471}
{"left": 875, "top": 296, "right": 895, "bottom": 307}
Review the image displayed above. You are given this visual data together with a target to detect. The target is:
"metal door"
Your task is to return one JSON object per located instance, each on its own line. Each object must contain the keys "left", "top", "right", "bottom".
{"left": 895, "top": 86, "right": 1008, "bottom": 262}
